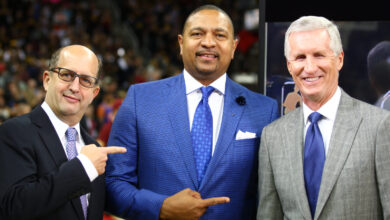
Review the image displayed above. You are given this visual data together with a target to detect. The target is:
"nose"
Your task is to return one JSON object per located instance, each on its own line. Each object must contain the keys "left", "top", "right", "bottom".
{"left": 303, "top": 57, "right": 318, "bottom": 73}
{"left": 68, "top": 76, "right": 80, "bottom": 93}
{"left": 201, "top": 33, "right": 216, "bottom": 48}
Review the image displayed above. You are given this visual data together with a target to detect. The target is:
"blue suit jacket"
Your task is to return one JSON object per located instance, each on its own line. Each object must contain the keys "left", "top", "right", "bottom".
{"left": 106, "top": 74, "right": 278, "bottom": 219}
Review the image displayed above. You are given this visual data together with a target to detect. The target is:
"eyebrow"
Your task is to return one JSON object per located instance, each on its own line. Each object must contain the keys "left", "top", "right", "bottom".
{"left": 189, "top": 27, "right": 229, "bottom": 34}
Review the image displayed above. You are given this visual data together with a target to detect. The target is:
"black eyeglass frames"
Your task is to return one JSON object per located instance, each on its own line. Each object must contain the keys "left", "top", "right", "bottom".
{"left": 50, "top": 67, "right": 98, "bottom": 88}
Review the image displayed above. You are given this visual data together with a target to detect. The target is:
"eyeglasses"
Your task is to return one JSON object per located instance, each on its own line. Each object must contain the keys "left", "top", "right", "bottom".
{"left": 50, "top": 67, "right": 98, "bottom": 88}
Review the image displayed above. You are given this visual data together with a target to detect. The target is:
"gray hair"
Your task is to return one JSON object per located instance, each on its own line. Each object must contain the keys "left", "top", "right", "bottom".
{"left": 284, "top": 16, "right": 343, "bottom": 59}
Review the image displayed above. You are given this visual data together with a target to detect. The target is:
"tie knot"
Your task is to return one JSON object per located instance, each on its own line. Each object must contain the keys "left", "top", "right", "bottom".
{"left": 66, "top": 127, "right": 77, "bottom": 142}
{"left": 200, "top": 86, "right": 214, "bottom": 100}
{"left": 309, "top": 112, "right": 322, "bottom": 124}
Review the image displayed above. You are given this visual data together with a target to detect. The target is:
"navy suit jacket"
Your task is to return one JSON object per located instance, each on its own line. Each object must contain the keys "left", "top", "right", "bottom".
{"left": 106, "top": 74, "right": 278, "bottom": 219}
{"left": 0, "top": 106, "right": 105, "bottom": 220}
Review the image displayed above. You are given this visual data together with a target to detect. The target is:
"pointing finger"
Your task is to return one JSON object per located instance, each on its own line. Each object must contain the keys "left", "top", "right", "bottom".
{"left": 201, "top": 196, "right": 230, "bottom": 207}
{"left": 103, "top": 146, "right": 127, "bottom": 154}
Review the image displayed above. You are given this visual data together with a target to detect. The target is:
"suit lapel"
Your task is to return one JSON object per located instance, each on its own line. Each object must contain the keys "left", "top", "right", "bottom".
{"left": 31, "top": 106, "right": 68, "bottom": 167}
{"left": 200, "top": 78, "right": 245, "bottom": 190}
{"left": 31, "top": 106, "right": 88, "bottom": 220}
{"left": 168, "top": 74, "right": 198, "bottom": 188}
{"left": 315, "top": 91, "right": 362, "bottom": 218}
{"left": 80, "top": 126, "right": 96, "bottom": 146}
{"left": 285, "top": 108, "right": 312, "bottom": 220}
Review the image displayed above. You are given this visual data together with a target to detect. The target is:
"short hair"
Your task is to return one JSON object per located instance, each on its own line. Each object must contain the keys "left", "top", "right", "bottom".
{"left": 367, "top": 41, "right": 390, "bottom": 94}
{"left": 182, "top": 4, "right": 235, "bottom": 37}
{"left": 284, "top": 16, "right": 343, "bottom": 58}
{"left": 48, "top": 46, "right": 103, "bottom": 81}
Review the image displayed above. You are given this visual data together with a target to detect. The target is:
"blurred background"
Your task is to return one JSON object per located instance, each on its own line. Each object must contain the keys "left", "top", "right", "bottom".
{"left": 0, "top": 0, "right": 260, "bottom": 135}
{"left": 1, "top": 0, "right": 390, "bottom": 218}
{"left": 1, "top": 0, "right": 390, "bottom": 137}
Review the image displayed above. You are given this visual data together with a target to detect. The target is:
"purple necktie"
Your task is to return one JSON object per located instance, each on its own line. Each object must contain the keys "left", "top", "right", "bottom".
{"left": 304, "top": 112, "right": 325, "bottom": 218}
{"left": 191, "top": 86, "right": 214, "bottom": 185}
{"left": 66, "top": 127, "right": 88, "bottom": 219}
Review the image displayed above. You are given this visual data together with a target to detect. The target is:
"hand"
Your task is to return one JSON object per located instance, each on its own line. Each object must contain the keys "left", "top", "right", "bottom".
{"left": 159, "top": 188, "right": 230, "bottom": 220}
{"left": 80, "top": 145, "right": 126, "bottom": 175}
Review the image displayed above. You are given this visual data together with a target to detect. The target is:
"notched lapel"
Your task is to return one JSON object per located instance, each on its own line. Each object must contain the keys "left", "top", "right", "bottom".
{"left": 31, "top": 107, "right": 68, "bottom": 167}
{"left": 31, "top": 107, "right": 85, "bottom": 219}
{"left": 200, "top": 79, "right": 245, "bottom": 190}
{"left": 315, "top": 92, "right": 362, "bottom": 218}
{"left": 167, "top": 75, "right": 198, "bottom": 188}
{"left": 284, "top": 109, "right": 312, "bottom": 220}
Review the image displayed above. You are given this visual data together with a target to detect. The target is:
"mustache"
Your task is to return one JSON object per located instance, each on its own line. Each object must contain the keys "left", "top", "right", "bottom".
{"left": 195, "top": 50, "right": 219, "bottom": 57}
{"left": 63, "top": 90, "right": 81, "bottom": 100}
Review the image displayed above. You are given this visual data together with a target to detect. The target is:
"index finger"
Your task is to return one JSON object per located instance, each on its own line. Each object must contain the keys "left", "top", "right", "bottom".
{"left": 201, "top": 196, "right": 230, "bottom": 207}
{"left": 103, "top": 146, "right": 127, "bottom": 154}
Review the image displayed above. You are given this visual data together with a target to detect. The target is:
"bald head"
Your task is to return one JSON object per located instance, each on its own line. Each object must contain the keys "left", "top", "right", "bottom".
{"left": 49, "top": 45, "right": 102, "bottom": 80}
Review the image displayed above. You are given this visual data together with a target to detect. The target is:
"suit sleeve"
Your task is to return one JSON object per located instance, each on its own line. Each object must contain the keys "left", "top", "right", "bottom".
{"left": 0, "top": 121, "right": 92, "bottom": 219}
{"left": 257, "top": 125, "right": 284, "bottom": 219}
{"left": 105, "top": 86, "right": 168, "bottom": 220}
{"left": 375, "top": 113, "right": 390, "bottom": 218}
{"left": 270, "top": 99, "right": 279, "bottom": 122}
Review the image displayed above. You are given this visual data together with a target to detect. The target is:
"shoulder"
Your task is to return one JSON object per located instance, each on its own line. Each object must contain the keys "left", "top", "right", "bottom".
{"left": 344, "top": 93, "right": 390, "bottom": 120}
{"left": 0, "top": 113, "right": 36, "bottom": 148}
{"left": 0, "top": 113, "right": 32, "bottom": 132}
{"left": 265, "top": 107, "right": 300, "bottom": 130}
{"left": 131, "top": 74, "right": 182, "bottom": 93}
{"left": 228, "top": 79, "right": 277, "bottom": 107}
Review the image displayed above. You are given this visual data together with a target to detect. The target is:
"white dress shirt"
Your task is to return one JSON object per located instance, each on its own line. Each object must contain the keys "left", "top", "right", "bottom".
{"left": 184, "top": 69, "right": 225, "bottom": 155}
{"left": 303, "top": 87, "right": 341, "bottom": 155}
{"left": 41, "top": 102, "right": 98, "bottom": 182}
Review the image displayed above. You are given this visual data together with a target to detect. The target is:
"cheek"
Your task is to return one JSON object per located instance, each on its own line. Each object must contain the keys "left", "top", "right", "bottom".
{"left": 83, "top": 92, "right": 95, "bottom": 105}
{"left": 289, "top": 67, "right": 300, "bottom": 79}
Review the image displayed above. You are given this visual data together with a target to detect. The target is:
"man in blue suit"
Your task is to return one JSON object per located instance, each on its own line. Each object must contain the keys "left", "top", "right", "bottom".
{"left": 105, "top": 5, "right": 278, "bottom": 220}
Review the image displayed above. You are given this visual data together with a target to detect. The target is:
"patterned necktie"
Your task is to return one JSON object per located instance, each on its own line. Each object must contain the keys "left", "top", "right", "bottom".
{"left": 66, "top": 128, "right": 88, "bottom": 220}
{"left": 192, "top": 86, "right": 214, "bottom": 184}
{"left": 304, "top": 112, "right": 325, "bottom": 218}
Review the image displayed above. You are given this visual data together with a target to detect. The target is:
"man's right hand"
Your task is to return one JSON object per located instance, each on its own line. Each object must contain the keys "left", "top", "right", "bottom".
{"left": 81, "top": 145, "right": 126, "bottom": 175}
{"left": 159, "top": 188, "right": 230, "bottom": 220}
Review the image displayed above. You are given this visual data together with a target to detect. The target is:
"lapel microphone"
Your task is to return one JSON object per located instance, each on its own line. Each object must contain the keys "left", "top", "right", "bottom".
{"left": 235, "top": 96, "right": 246, "bottom": 106}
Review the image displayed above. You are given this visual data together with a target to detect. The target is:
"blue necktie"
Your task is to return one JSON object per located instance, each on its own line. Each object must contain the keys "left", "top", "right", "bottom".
{"left": 66, "top": 128, "right": 88, "bottom": 220}
{"left": 304, "top": 112, "right": 325, "bottom": 218}
{"left": 192, "top": 86, "right": 214, "bottom": 184}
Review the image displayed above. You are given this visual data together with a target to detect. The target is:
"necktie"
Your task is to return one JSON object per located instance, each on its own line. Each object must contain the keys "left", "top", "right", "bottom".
{"left": 304, "top": 112, "right": 325, "bottom": 218}
{"left": 66, "top": 128, "right": 88, "bottom": 220}
{"left": 192, "top": 86, "right": 214, "bottom": 184}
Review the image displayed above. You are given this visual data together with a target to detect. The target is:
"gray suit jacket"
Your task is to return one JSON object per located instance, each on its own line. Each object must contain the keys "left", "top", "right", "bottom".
{"left": 257, "top": 90, "right": 390, "bottom": 220}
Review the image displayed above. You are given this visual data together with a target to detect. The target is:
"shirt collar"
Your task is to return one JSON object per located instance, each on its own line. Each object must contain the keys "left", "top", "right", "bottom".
{"left": 41, "top": 101, "right": 81, "bottom": 141}
{"left": 303, "top": 86, "right": 341, "bottom": 124}
{"left": 183, "top": 69, "right": 226, "bottom": 95}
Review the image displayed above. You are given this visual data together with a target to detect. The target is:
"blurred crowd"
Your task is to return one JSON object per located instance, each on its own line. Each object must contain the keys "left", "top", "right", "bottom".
{"left": 0, "top": 0, "right": 257, "bottom": 140}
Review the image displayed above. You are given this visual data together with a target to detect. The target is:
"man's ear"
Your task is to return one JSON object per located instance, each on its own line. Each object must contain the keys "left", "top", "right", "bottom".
{"left": 286, "top": 59, "right": 293, "bottom": 76}
{"left": 92, "top": 86, "right": 100, "bottom": 99}
{"left": 42, "top": 70, "right": 51, "bottom": 92}
{"left": 231, "top": 38, "right": 239, "bottom": 59}
{"left": 178, "top": 34, "right": 183, "bottom": 56}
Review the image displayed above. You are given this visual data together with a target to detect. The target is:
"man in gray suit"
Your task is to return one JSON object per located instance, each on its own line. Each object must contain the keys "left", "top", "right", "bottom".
{"left": 257, "top": 16, "right": 390, "bottom": 219}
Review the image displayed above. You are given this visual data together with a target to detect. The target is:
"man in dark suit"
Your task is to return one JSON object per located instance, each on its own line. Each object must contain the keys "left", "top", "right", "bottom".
{"left": 105, "top": 5, "right": 278, "bottom": 220}
{"left": 0, "top": 45, "right": 126, "bottom": 220}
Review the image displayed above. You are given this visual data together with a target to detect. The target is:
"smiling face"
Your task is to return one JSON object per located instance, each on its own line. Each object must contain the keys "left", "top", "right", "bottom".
{"left": 43, "top": 45, "right": 100, "bottom": 126}
{"left": 287, "top": 29, "right": 344, "bottom": 110}
{"left": 178, "top": 9, "right": 238, "bottom": 85}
